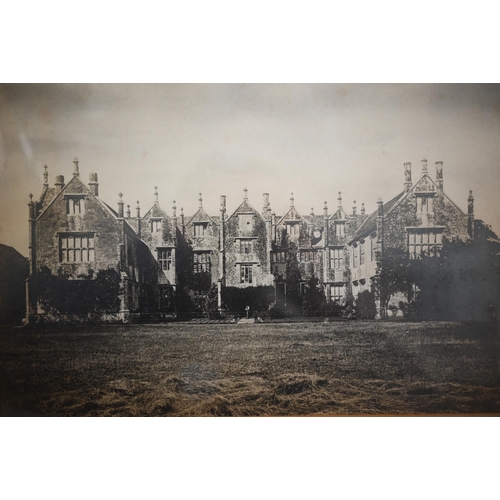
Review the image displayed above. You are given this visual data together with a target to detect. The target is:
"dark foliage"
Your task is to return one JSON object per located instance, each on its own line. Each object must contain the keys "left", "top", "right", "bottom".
{"left": 221, "top": 286, "right": 276, "bottom": 316}
{"left": 285, "top": 242, "right": 303, "bottom": 315}
{"left": 355, "top": 290, "right": 377, "bottom": 319}
{"left": 31, "top": 266, "right": 121, "bottom": 315}
{"left": 302, "top": 275, "right": 325, "bottom": 316}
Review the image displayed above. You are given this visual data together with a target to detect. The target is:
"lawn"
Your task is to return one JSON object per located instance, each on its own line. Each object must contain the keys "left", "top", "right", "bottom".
{"left": 0, "top": 321, "right": 499, "bottom": 416}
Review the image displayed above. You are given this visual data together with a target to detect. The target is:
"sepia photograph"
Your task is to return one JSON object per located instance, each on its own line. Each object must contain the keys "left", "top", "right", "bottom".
{"left": 1, "top": 83, "right": 499, "bottom": 417}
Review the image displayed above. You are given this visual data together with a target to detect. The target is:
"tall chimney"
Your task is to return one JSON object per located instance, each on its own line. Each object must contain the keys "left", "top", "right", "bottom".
{"left": 262, "top": 193, "right": 270, "bottom": 217}
{"left": 136, "top": 201, "right": 141, "bottom": 238}
{"left": 435, "top": 161, "right": 443, "bottom": 190}
{"left": 118, "top": 193, "right": 124, "bottom": 218}
{"left": 172, "top": 200, "right": 177, "bottom": 235}
{"left": 421, "top": 159, "right": 428, "bottom": 175}
{"left": 468, "top": 190, "right": 474, "bottom": 238}
{"left": 89, "top": 172, "right": 99, "bottom": 197}
{"left": 55, "top": 175, "right": 65, "bottom": 193}
{"left": 404, "top": 162, "right": 412, "bottom": 193}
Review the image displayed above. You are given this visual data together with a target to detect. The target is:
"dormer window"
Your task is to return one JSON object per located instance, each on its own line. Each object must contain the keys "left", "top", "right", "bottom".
{"left": 151, "top": 218, "right": 163, "bottom": 232}
{"left": 65, "top": 195, "right": 86, "bottom": 215}
{"left": 194, "top": 222, "right": 208, "bottom": 237}
{"left": 286, "top": 222, "right": 299, "bottom": 237}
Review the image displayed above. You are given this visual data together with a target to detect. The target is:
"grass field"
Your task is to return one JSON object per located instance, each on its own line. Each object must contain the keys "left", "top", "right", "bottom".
{"left": 1, "top": 321, "right": 499, "bottom": 416}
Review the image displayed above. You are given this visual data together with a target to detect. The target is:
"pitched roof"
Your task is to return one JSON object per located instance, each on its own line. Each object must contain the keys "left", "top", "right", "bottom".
{"left": 351, "top": 191, "right": 404, "bottom": 241}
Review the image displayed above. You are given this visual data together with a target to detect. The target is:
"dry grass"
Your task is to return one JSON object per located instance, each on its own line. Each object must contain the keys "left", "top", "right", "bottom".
{"left": 1, "top": 321, "right": 499, "bottom": 416}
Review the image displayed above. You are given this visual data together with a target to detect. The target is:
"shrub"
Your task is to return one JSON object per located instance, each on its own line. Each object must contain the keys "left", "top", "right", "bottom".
{"left": 355, "top": 290, "right": 376, "bottom": 319}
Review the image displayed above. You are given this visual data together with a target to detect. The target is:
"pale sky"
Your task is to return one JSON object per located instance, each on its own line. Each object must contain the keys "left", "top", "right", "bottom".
{"left": 1, "top": 83, "right": 500, "bottom": 256}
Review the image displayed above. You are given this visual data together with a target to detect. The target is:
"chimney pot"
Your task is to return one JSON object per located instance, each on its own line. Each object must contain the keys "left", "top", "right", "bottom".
{"left": 55, "top": 175, "right": 65, "bottom": 193}
{"left": 88, "top": 172, "right": 99, "bottom": 197}
{"left": 404, "top": 162, "right": 412, "bottom": 193}
{"left": 435, "top": 161, "right": 444, "bottom": 190}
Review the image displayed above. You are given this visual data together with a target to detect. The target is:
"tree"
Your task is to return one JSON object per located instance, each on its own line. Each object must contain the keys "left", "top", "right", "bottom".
{"left": 370, "top": 248, "right": 414, "bottom": 317}
{"left": 285, "top": 241, "right": 303, "bottom": 315}
{"left": 302, "top": 275, "right": 325, "bottom": 316}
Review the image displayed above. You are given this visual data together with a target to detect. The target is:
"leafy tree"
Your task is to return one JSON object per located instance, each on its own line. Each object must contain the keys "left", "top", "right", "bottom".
{"left": 302, "top": 275, "right": 325, "bottom": 316}
{"left": 285, "top": 241, "right": 303, "bottom": 315}
{"left": 370, "top": 248, "right": 414, "bottom": 316}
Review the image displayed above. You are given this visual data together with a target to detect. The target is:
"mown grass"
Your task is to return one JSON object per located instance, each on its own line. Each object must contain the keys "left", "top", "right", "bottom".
{"left": 1, "top": 321, "right": 499, "bottom": 416}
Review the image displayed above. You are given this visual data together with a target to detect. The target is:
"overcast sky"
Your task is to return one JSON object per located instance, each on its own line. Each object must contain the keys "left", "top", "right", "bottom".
{"left": 1, "top": 83, "right": 499, "bottom": 256}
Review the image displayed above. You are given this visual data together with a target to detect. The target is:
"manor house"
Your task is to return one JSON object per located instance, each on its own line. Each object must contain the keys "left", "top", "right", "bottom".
{"left": 25, "top": 158, "right": 475, "bottom": 322}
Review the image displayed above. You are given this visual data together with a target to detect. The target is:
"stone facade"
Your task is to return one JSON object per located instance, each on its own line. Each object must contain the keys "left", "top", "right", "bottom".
{"left": 27, "top": 158, "right": 478, "bottom": 321}
{"left": 348, "top": 159, "right": 472, "bottom": 316}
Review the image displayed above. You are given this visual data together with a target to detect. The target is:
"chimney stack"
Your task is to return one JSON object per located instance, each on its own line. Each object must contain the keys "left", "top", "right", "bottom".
{"left": 136, "top": 201, "right": 141, "bottom": 238}
{"left": 118, "top": 193, "right": 124, "bottom": 218}
{"left": 73, "top": 157, "right": 80, "bottom": 177}
{"left": 468, "top": 190, "right": 474, "bottom": 238}
{"left": 55, "top": 175, "right": 65, "bottom": 193}
{"left": 262, "top": 193, "right": 270, "bottom": 216}
{"left": 89, "top": 172, "right": 99, "bottom": 197}
{"left": 435, "top": 161, "right": 444, "bottom": 190}
{"left": 421, "top": 159, "right": 428, "bottom": 175}
{"left": 404, "top": 162, "right": 412, "bottom": 193}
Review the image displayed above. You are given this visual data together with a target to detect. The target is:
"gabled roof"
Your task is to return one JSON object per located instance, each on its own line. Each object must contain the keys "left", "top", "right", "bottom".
{"left": 276, "top": 205, "right": 308, "bottom": 225}
{"left": 142, "top": 202, "right": 170, "bottom": 220}
{"left": 186, "top": 206, "right": 217, "bottom": 226}
{"left": 228, "top": 197, "right": 265, "bottom": 222}
{"left": 351, "top": 191, "right": 404, "bottom": 241}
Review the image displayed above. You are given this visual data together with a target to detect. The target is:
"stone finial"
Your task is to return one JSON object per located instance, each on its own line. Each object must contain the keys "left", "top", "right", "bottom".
{"left": 421, "top": 158, "right": 428, "bottom": 175}
{"left": 352, "top": 200, "right": 357, "bottom": 216}
{"left": 118, "top": 193, "right": 124, "bottom": 217}
{"left": 43, "top": 165, "right": 48, "bottom": 186}
{"left": 29, "top": 193, "right": 33, "bottom": 201}
{"left": 243, "top": 188, "right": 248, "bottom": 200}
{"left": 154, "top": 186, "right": 158, "bottom": 203}
{"left": 136, "top": 200, "right": 141, "bottom": 218}
{"left": 338, "top": 191, "right": 342, "bottom": 208}
{"left": 172, "top": 200, "right": 177, "bottom": 218}
{"left": 468, "top": 190, "right": 474, "bottom": 214}
{"left": 361, "top": 202, "right": 365, "bottom": 215}
{"left": 73, "top": 157, "right": 80, "bottom": 176}
{"left": 199, "top": 192, "right": 203, "bottom": 208}
{"left": 126, "top": 204, "right": 131, "bottom": 218}
{"left": 220, "top": 195, "right": 227, "bottom": 212}
{"left": 310, "top": 207, "right": 314, "bottom": 216}
{"left": 323, "top": 201, "right": 328, "bottom": 217}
